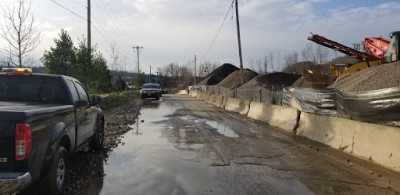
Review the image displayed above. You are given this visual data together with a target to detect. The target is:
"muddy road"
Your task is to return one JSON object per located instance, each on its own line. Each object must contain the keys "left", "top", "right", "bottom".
{"left": 76, "top": 94, "right": 400, "bottom": 195}
{"left": 25, "top": 94, "right": 400, "bottom": 194}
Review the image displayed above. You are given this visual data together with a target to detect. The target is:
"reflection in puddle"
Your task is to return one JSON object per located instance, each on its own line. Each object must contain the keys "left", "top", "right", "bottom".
{"left": 91, "top": 96, "right": 313, "bottom": 195}
{"left": 179, "top": 116, "right": 239, "bottom": 138}
{"left": 98, "top": 99, "right": 218, "bottom": 195}
{"left": 204, "top": 120, "right": 239, "bottom": 138}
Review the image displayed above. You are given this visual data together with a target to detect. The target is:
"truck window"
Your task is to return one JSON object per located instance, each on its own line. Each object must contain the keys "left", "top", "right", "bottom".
{"left": 74, "top": 82, "right": 89, "bottom": 107}
{"left": 66, "top": 80, "right": 79, "bottom": 103}
{"left": 0, "top": 75, "right": 68, "bottom": 104}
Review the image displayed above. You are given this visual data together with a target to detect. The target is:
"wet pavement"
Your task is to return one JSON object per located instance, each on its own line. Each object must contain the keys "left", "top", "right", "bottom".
{"left": 81, "top": 94, "right": 400, "bottom": 195}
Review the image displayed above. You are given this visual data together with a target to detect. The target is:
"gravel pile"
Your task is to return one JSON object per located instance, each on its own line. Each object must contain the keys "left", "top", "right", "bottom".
{"left": 329, "top": 61, "right": 400, "bottom": 92}
{"left": 197, "top": 63, "right": 239, "bottom": 85}
{"left": 291, "top": 71, "right": 331, "bottom": 89}
{"left": 217, "top": 69, "right": 258, "bottom": 89}
{"left": 239, "top": 72, "right": 301, "bottom": 91}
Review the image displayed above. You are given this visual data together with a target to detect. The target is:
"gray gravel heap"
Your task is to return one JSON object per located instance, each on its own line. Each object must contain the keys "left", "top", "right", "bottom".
{"left": 330, "top": 61, "right": 400, "bottom": 92}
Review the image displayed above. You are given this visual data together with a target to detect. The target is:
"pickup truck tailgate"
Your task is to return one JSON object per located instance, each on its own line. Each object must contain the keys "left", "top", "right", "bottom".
{"left": 0, "top": 109, "right": 28, "bottom": 171}
{"left": 0, "top": 120, "right": 16, "bottom": 171}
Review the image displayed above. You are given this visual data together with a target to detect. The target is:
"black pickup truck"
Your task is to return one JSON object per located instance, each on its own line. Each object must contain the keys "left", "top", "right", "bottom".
{"left": 0, "top": 68, "right": 104, "bottom": 194}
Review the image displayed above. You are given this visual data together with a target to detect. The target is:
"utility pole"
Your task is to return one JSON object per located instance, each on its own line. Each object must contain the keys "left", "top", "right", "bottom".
{"left": 149, "top": 65, "right": 151, "bottom": 83}
{"left": 194, "top": 54, "right": 197, "bottom": 85}
{"left": 86, "top": 0, "right": 91, "bottom": 88}
{"left": 235, "top": 0, "right": 244, "bottom": 84}
{"left": 133, "top": 46, "right": 143, "bottom": 74}
{"left": 156, "top": 72, "right": 159, "bottom": 84}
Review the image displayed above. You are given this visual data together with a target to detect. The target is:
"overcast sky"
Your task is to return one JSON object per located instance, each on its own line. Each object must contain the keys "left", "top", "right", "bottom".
{"left": 0, "top": 0, "right": 399, "bottom": 74}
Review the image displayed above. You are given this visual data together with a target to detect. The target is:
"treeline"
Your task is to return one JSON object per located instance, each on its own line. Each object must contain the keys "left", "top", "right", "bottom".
{"left": 248, "top": 44, "right": 358, "bottom": 75}
{"left": 42, "top": 30, "right": 113, "bottom": 93}
{"left": 156, "top": 61, "right": 220, "bottom": 91}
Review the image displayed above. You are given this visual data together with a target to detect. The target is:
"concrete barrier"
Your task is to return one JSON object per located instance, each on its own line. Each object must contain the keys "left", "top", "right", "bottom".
{"left": 202, "top": 92, "right": 212, "bottom": 102}
{"left": 189, "top": 90, "right": 197, "bottom": 97}
{"left": 219, "top": 96, "right": 229, "bottom": 109}
{"left": 224, "top": 97, "right": 250, "bottom": 115}
{"left": 195, "top": 92, "right": 204, "bottom": 99}
{"left": 211, "top": 95, "right": 223, "bottom": 107}
{"left": 215, "top": 95, "right": 224, "bottom": 108}
{"left": 178, "top": 90, "right": 188, "bottom": 95}
{"left": 208, "top": 94, "right": 218, "bottom": 105}
{"left": 297, "top": 112, "right": 400, "bottom": 172}
{"left": 247, "top": 102, "right": 298, "bottom": 132}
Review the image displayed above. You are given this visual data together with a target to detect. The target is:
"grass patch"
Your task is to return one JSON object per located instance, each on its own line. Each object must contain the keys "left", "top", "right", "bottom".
{"left": 98, "top": 91, "right": 140, "bottom": 110}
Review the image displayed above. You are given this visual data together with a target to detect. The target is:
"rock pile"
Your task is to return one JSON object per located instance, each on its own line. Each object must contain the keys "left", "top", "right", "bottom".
{"left": 329, "top": 61, "right": 400, "bottom": 92}
{"left": 197, "top": 63, "right": 239, "bottom": 85}
{"left": 239, "top": 72, "right": 301, "bottom": 91}
{"left": 217, "top": 69, "right": 258, "bottom": 89}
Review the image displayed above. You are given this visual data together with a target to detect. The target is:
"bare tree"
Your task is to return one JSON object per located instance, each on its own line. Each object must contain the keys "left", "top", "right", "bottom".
{"left": 109, "top": 42, "right": 120, "bottom": 71}
{"left": 1, "top": 0, "right": 41, "bottom": 67}
{"left": 248, "top": 59, "right": 255, "bottom": 72}
{"left": 255, "top": 58, "right": 262, "bottom": 74}
{"left": 268, "top": 51, "right": 275, "bottom": 72}
{"left": 284, "top": 51, "right": 299, "bottom": 68}
{"left": 316, "top": 45, "right": 330, "bottom": 65}
{"left": 198, "top": 61, "right": 212, "bottom": 77}
{"left": 262, "top": 55, "right": 268, "bottom": 74}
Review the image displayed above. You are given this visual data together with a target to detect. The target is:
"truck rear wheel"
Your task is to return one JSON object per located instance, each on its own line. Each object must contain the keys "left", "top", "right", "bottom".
{"left": 90, "top": 119, "right": 104, "bottom": 152}
{"left": 48, "top": 146, "right": 68, "bottom": 195}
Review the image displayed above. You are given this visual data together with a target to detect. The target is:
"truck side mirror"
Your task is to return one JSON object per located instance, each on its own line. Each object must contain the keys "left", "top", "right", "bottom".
{"left": 91, "top": 95, "right": 102, "bottom": 105}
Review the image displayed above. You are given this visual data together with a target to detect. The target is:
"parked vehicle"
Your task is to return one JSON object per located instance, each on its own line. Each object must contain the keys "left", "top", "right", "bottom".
{"left": 156, "top": 84, "right": 162, "bottom": 97}
{"left": 0, "top": 68, "right": 104, "bottom": 194}
{"left": 140, "top": 83, "right": 160, "bottom": 100}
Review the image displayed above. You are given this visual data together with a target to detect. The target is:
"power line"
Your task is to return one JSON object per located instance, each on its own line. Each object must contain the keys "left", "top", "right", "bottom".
{"left": 48, "top": 0, "right": 132, "bottom": 60}
{"left": 99, "top": 0, "right": 135, "bottom": 45}
{"left": 91, "top": 1, "right": 134, "bottom": 56}
{"left": 199, "top": 0, "right": 235, "bottom": 61}
{"left": 71, "top": 0, "right": 85, "bottom": 8}
{"left": 92, "top": 22, "right": 132, "bottom": 57}
{"left": 49, "top": 0, "right": 86, "bottom": 21}
{"left": 93, "top": 1, "right": 126, "bottom": 41}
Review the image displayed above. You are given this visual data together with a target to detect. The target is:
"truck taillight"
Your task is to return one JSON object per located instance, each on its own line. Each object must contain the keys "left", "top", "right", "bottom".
{"left": 15, "top": 123, "right": 32, "bottom": 160}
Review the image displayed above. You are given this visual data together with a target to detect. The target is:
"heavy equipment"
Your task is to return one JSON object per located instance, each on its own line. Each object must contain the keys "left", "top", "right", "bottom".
{"left": 308, "top": 31, "right": 399, "bottom": 80}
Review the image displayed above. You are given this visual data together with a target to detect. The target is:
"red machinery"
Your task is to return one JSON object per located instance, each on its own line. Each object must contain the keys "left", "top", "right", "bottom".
{"left": 362, "top": 37, "right": 391, "bottom": 60}
{"left": 308, "top": 33, "right": 390, "bottom": 62}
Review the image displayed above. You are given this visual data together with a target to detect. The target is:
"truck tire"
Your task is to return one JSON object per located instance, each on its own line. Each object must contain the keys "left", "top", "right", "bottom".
{"left": 90, "top": 119, "right": 104, "bottom": 152}
{"left": 48, "top": 146, "right": 69, "bottom": 195}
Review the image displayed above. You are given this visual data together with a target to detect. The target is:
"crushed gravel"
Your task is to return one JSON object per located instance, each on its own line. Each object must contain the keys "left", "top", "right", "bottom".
{"left": 217, "top": 69, "right": 258, "bottom": 89}
{"left": 197, "top": 63, "right": 239, "bottom": 85}
{"left": 329, "top": 61, "right": 400, "bottom": 92}
{"left": 239, "top": 72, "right": 301, "bottom": 91}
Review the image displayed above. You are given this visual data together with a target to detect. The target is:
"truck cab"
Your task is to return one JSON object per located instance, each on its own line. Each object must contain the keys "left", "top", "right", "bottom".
{"left": 384, "top": 31, "right": 399, "bottom": 63}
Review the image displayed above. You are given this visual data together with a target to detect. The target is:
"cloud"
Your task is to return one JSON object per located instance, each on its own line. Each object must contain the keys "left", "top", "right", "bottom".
{"left": 3, "top": 0, "right": 400, "bottom": 72}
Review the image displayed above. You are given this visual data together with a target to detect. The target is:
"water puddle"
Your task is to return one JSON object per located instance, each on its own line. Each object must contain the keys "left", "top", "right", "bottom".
{"left": 204, "top": 120, "right": 239, "bottom": 138}
{"left": 91, "top": 98, "right": 218, "bottom": 195}
{"left": 179, "top": 116, "right": 239, "bottom": 138}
